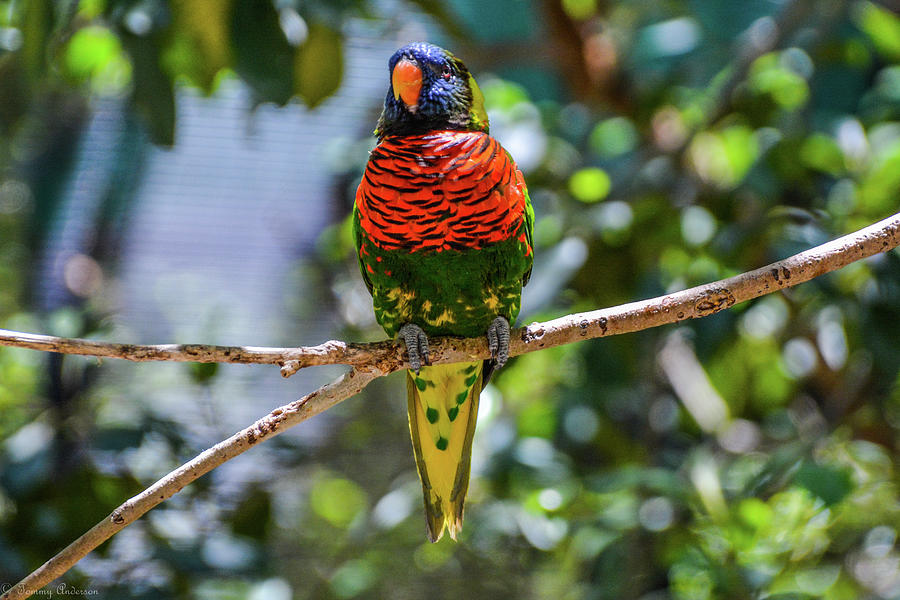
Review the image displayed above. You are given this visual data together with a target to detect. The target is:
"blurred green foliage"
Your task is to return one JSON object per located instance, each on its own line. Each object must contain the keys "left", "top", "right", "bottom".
{"left": 2, "top": 0, "right": 900, "bottom": 599}
{"left": 1, "top": 0, "right": 356, "bottom": 146}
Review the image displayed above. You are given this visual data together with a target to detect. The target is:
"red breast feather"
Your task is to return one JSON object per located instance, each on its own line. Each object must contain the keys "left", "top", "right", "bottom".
{"left": 355, "top": 131, "right": 527, "bottom": 253}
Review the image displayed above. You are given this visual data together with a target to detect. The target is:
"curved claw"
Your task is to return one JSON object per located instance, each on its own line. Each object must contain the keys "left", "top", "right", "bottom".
{"left": 487, "top": 316, "right": 511, "bottom": 369}
{"left": 399, "top": 323, "right": 430, "bottom": 374}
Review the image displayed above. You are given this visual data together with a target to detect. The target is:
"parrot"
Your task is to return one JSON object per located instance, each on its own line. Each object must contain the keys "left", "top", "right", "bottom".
{"left": 353, "top": 42, "right": 534, "bottom": 542}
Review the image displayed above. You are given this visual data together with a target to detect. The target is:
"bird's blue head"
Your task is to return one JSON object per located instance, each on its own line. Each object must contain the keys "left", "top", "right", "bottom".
{"left": 375, "top": 42, "right": 489, "bottom": 139}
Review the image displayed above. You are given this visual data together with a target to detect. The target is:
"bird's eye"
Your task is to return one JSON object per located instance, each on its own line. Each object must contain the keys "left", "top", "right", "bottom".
{"left": 441, "top": 65, "right": 452, "bottom": 80}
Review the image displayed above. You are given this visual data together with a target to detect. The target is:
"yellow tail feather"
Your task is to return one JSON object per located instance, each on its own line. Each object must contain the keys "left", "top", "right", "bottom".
{"left": 406, "top": 362, "right": 482, "bottom": 542}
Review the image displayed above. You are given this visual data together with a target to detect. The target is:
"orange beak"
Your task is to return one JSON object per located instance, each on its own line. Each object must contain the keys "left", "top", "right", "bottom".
{"left": 392, "top": 57, "right": 422, "bottom": 111}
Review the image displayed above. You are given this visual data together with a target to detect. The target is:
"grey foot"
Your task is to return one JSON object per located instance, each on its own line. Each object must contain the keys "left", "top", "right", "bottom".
{"left": 487, "top": 316, "right": 510, "bottom": 369}
{"left": 399, "top": 323, "right": 430, "bottom": 374}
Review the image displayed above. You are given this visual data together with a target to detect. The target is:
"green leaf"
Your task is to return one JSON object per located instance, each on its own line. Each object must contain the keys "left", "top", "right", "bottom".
{"left": 858, "top": 140, "right": 900, "bottom": 212}
{"left": 294, "top": 23, "right": 343, "bottom": 109}
{"left": 309, "top": 474, "right": 367, "bottom": 528}
{"left": 517, "top": 400, "right": 557, "bottom": 438}
{"left": 330, "top": 559, "right": 376, "bottom": 599}
{"left": 737, "top": 497, "right": 773, "bottom": 531}
{"left": 76, "top": 0, "right": 104, "bottom": 19}
{"left": 167, "top": 0, "right": 233, "bottom": 90}
{"left": 562, "top": 0, "right": 598, "bottom": 21}
{"left": 800, "top": 133, "right": 845, "bottom": 175}
{"left": 854, "top": 1, "right": 900, "bottom": 61}
{"left": 0, "top": 56, "right": 29, "bottom": 133}
{"left": 481, "top": 78, "right": 530, "bottom": 111}
{"left": 64, "top": 25, "right": 132, "bottom": 94}
{"left": 230, "top": 488, "right": 272, "bottom": 540}
{"left": 794, "top": 460, "right": 853, "bottom": 506}
{"left": 121, "top": 31, "right": 176, "bottom": 145}
{"left": 749, "top": 53, "right": 809, "bottom": 109}
{"left": 21, "top": 0, "right": 52, "bottom": 80}
{"left": 188, "top": 361, "right": 219, "bottom": 384}
{"left": 589, "top": 117, "right": 638, "bottom": 158}
{"left": 568, "top": 167, "right": 611, "bottom": 203}
{"left": 687, "top": 125, "right": 759, "bottom": 189}
{"left": 230, "top": 0, "right": 294, "bottom": 105}
{"left": 65, "top": 26, "right": 118, "bottom": 79}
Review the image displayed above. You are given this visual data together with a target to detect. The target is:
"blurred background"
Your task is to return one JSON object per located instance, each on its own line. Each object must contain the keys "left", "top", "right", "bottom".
{"left": 1, "top": 0, "right": 900, "bottom": 598}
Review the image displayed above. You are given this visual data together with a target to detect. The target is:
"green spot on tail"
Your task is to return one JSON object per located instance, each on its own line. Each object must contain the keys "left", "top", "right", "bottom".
{"left": 448, "top": 406, "right": 459, "bottom": 421}
{"left": 456, "top": 390, "right": 468, "bottom": 405}
{"left": 465, "top": 373, "right": 477, "bottom": 387}
{"left": 426, "top": 407, "right": 439, "bottom": 424}
{"left": 415, "top": 377, "right": 427, "bottom": 391}
{"left": 464, "top": 365, "right": 476, "bottom": 374}
{"left": 436, "top": 437, "right": 448, "bottom": 451}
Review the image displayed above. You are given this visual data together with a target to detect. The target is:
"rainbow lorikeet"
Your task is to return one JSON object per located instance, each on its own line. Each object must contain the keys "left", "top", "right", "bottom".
{"left": 353, "top": 42, "right": 534, "bottom": 542}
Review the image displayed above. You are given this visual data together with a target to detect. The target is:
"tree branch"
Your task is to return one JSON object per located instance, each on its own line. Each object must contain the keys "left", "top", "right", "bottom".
{"left": 1, "top": 211, "right": 898, "bottom": 599}
{"left": 0, "top": 368, "right": 380, "bottom": 600}
{"left": 2, "top": 212, "right": 897, "bottom": 376}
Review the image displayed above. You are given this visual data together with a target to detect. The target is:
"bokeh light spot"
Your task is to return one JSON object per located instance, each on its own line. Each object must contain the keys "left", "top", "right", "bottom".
{"left": 569, "top": 167, "right": 611, "bottom": 203}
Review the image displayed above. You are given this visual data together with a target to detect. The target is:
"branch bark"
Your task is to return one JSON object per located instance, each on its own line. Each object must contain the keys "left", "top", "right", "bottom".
{"left": 2, "top": 212, "right": 897, "bottom": 376}
{"left": 1, "top": 211, "right": 898, "bottom": 599}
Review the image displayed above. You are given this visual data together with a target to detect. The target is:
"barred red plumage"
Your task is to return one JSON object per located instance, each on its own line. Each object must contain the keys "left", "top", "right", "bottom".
{"left": 355, "top": 130, "right": 528, "bottom": 252}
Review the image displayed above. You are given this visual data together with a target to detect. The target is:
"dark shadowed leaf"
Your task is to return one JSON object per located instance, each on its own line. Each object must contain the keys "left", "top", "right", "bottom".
{"left": 230, "top": 0, "right": 294, "bottom": 105}
{"left": 21, "top": 0, "right": 52, "bottom": 80}
{"left": 231, "top": 488, "right": 273, "bottom": 540}
{"left": 0, "top": 56, "right": 29, "bottom": 132}
{"left": 794, "top": 460, "right": 853, "bottom": 506}
{"left": 121, "top": 32, "right": 176, "bottom": 145}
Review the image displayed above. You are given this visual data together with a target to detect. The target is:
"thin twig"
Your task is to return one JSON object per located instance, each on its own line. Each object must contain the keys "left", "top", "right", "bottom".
{"left": 0, "top": 331, "right": 299, "bottom": 366}
{"left": 1, "top": 212, "right": 898, "bottom": 599}
{"left": 0, "top": 368, "right": 380, "bottom": 600}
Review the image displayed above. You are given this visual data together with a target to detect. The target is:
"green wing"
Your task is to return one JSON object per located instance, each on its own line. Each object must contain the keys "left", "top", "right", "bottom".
{"left": 351, "top": 205, "right": 374, "bottom": 294}
{"left": 521, "top": 171, "right": 535, "bottom": 287}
